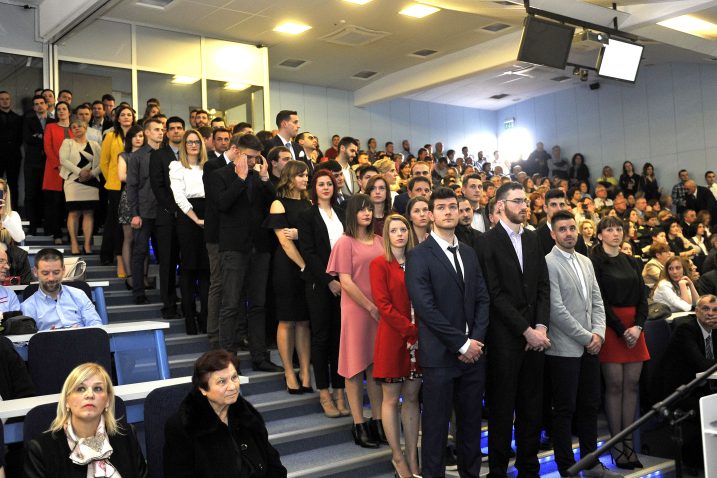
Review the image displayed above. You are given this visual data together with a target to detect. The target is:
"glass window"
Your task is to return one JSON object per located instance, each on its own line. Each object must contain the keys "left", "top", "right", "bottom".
{"left": 138, "top": 71, "right": 201, "bottom": 122}
{"left": 206, "top": 80, "right": 264, "bottom": 131}
{"left": 58, "top": 61, "right": 132, "bottom": 108}
{"left": 0, "top": 53, "right": 42, "bottom": 114}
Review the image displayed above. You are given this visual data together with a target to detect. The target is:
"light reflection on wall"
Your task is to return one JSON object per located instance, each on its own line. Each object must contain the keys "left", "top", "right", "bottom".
{"left": 498, "top": 127, "right": 534, "bottom": 165}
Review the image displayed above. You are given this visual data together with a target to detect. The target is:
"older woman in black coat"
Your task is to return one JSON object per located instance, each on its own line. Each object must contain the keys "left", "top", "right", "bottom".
{"left": 164, "top": 350, "right": 287, "bottom": 478}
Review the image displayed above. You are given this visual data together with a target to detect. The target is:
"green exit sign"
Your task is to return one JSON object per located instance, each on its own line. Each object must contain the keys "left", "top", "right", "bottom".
{"left": 504, "top": 118, "right": 515, "bottom": 129}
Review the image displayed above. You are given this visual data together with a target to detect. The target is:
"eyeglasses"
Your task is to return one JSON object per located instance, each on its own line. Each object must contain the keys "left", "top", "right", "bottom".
{"left": 502, "top": 198, "right": 530, "bottom": 206}
{"left": 186, "top": 140, "right": 202, "bottom": 146}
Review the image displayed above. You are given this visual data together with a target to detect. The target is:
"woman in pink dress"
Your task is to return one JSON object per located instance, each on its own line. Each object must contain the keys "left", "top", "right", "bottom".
{"left": 327, "top": 193, "right": 385, "bottom": 449}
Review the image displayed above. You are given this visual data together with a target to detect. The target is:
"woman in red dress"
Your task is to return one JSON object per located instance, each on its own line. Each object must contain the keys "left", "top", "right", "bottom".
{"left": 590, "top": 216, "right": 649, "bottom": 469}
{"left": 43, "top": 101, "right": 73, "bottom": 244}
{"left": 370, "top": 214, "right": 421, "bottom": 478}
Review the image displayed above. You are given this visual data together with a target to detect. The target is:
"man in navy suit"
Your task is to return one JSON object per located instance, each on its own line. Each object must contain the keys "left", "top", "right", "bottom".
{"left": 406, "top": 187, "right": 490, "bottom": 478}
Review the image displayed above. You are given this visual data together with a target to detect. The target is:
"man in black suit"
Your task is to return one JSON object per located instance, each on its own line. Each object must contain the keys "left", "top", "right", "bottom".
{"left": 0, "top": 91, "right": 23, "bottom": 209}
{"left": 456, "top": 196, "right": 483, "bottom": 252}
{"left": 481, "top": 182, "right": 551, "bottom": 478}
{"left": 263, "top": 109, "right": 302, "bottom": 161}
{"left": 149, "top": 116, "right": 184, "bottom": 320}
{"left": 684, "top": 180, "right": 717, "bottom": 226}
{"left": 654, "top": 294, "right": 717, "bottom": 469}
{"left": 406, "top": 187, "right": 490, "bottom": 478}
{"left": 537, "top": 189, "right": 588, "bottom": 256}
{"left": 393, "top": 162, "right": 432, "bottom": 214}
{"left": 462, "top": 174, "right": 489, "bottom": 233}
{"left": 208, "top": 133, "right": 282, "bottom": 372}
{"left": 22, "top": 95, "right": 55, "bottom": 235}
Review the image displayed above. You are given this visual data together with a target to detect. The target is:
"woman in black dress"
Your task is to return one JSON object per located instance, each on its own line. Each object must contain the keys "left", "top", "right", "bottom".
{"left": 619, "top": 161, "right": 641, "bottom": 197}
{"left": 264, "top": 160, "right": 312, "bottom": 393}
{"left": 639, "top": 163, "right": 660, "bottom": 201}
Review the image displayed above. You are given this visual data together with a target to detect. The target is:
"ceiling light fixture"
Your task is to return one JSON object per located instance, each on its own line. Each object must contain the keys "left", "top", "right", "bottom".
{"left": 658, "top": 15, "right": 717, "bottom": 40}
{"left": 344, "top": 0, "right": 373, "bottom": 4}
{"left": 273, "top": 22, "right": 312, "bottom": 34}
{"left": 171, "top": 75, "right": 199, "bottom": 84}
{"left": 399, "top": 4, "right": 440, "bottom": 18}
{"left": 224, "top": 82, "right": 250, "bottom": 91}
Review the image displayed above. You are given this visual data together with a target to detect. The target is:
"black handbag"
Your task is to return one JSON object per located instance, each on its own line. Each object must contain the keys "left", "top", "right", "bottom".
{"left": 647, "top": 302, "right": 672, "bottom": 321}
{"left": 0, "top": 313, "right": 38, "bottom": 335}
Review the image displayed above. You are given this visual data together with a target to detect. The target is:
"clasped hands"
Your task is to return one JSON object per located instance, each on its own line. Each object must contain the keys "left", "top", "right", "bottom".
{"left": 523, "top": 326, "right": 551, "bottom": 352}
{"left": 458, "top": 339, "right": 483, "bottom": 364}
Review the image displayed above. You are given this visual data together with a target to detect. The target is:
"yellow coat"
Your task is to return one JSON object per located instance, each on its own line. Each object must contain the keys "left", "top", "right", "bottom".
{"left": 100, "top": 131, "right": 124, "bottom": 191}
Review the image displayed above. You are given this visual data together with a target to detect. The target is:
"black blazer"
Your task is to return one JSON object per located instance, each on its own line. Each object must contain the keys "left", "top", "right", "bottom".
{"left": 264, "top": 134, "right": 302, "bottom": 160}
{"left": 149, "top": 144, "right": 180, "bottom": 225}
{"left": 655, "top": 316, "right": 716, "bottom": 406}
{"left": 697, "top": 270, "right": 717, "bottom": 296}
{"left": 454, "top": 224, "right": 483, "bottom": 253}
{"left": 22, "top": 114, "right": 56, "bottom": 167}
{"left": 24, "top": 427, "right": 148, "bottom": 478}
{"left": 537, "top": 223, "right": 587, "bottom": 256}
{"left": 164, "top": 389, "right": 286, "bottom": 478}
{"left": 297, "top": 205, "right": 345, "bottom": 287}
{"left": 405, "top": 235, "right": 490, "bottom": 368}
{"left": 685, "top": 186, "right": 717, "bottom": 225}
{"left": 207, "top": 167, "right": 275, "bottom": 253}
{"left": 0, "top": 335, "right": 34, "bottom": 399}
{"left": 480, "top": 224, "right": 550, "bottom": 347}
{"left": 203, "top": 154, "right": 231, "bottom": 244}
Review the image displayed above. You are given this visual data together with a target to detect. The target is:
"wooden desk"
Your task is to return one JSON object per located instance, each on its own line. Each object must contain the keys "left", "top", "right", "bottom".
{"left": 10, "top": 321, "right": 171, "bottom": 384}
{"left": 0, "top": 376, "right": 249, "bottom": 443}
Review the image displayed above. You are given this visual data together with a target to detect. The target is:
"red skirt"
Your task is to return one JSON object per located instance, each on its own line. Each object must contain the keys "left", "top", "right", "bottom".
{"left": 599, "top": 306, "right": 650, "bottom": 363}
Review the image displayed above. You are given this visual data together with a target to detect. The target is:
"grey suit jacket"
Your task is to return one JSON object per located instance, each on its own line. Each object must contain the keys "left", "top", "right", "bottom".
{"left": 545, "top": 245, "right": 606, "bottom": 358}
{"left": 339, "top": 163, "right": 360, "bottom": 198}
{"left": 126, "top": 143, "right": 158, "bottom": 219}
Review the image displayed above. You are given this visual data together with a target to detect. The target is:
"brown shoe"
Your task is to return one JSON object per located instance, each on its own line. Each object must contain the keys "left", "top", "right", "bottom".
{"left": 320, "top": 397, "right": 341, "bottom": 418}
{"left": 333, "top": 390, "right": 350, "bottom": 416}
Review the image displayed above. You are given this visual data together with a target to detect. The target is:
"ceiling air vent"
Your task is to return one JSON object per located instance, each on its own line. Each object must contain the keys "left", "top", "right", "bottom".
{"left": 551, "top": 75, "right": 572, "bottom": 82}
{"left": 490, "top": 93, "right": 509, "bottom": 99}
{"left": 137, "top": 0, "right": 175, "bottom": 9}
{"left": 481, "top": 23, "right": 511, "bottom": 33}
{"left": 320, "top": 25, "right": 390, "bottom": 46}
{"left": 493, "top": 1, "right": 520, "bottom": 5}
{"left": 410, "top": 49, "right": 438, "bottom": 58}
{"left": 277, "top": 58, "right": 309, "bottom": 69}
{"left": 352, "top": 70, "right": 378, "bottom": 80}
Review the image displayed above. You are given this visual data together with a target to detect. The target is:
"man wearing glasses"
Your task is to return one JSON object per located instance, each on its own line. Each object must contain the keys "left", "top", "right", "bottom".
{"left": 480, "top": 182, "right": 551, "bottom": 478}
{"left": 655, "top": 294, "right": 717, "bottom": 473}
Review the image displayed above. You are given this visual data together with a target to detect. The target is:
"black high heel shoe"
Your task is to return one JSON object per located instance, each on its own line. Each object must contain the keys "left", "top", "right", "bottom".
{"left": 368, "top": 418, "right": 389, "bottom": 445}
{"left": 623, "top": 439, "right": 643, "bottom": 469}
{"left": 609, "top": 443, "right": 634, "bottom": 470}
{"left": 285, "top": 376, "right": 302, "bottom": 395}
{"left": 352, "top": 422, "right": 379, "bottom": 448}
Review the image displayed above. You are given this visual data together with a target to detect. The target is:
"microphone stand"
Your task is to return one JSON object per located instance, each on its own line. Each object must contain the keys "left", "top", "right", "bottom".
{"left": 567, "top": 360, "right": 717, "bottom": 477}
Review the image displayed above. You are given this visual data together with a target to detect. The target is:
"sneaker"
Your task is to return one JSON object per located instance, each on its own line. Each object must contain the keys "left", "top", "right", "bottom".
{"left": 581, "top": 463, "right": 623, "bottom": 478}
{"left": 445, "top": 445, "right": 458, "bottom": 471}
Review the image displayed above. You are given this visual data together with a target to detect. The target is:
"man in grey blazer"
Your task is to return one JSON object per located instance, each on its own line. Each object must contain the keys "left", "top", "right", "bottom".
{"left": 545, "top": 211, "right": 619, "bottom": 478}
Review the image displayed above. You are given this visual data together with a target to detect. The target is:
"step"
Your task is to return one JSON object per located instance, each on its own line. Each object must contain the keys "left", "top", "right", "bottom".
{"left": 107, "top": 302, "right": 164, "bottom": 321}
{"left": 168, "top": 350, "right": 288, "bottom": 380}
{"left": 86, "top": 265, "right": 158, "bottom": 280}
{"left": 104, "top": 289, "right": 162, "bottom": 306}
{"left": 283, "top": 440, "right": 392, "bottom": 478}
{"left": 164, "top": 333, "right": 210, "bottom": 356}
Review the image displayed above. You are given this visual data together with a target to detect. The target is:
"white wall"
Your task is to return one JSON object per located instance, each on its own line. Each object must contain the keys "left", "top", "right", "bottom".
{"left": 269, "top": 80, "right": 498, "bottom": 156}
{"left": 495, "top": 62, "right": 717, "bottom": 190}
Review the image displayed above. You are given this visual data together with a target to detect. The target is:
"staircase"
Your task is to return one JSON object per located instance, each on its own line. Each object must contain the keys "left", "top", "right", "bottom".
{"left": 29, "top": 234, "right": 682, "bottom": 478}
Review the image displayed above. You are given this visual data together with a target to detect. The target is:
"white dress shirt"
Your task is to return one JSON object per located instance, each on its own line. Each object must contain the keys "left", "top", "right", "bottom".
{"left": 319, "top": 207, "right": 344, "bottom": 249}
{"left": 276, "top": 134, "right": 296, "bottom": 161}
{"left": 499, "top": 219, "right": 524, "bottom": 272}
{"left": 557, "top": 248, "right": 587, "bottom": 299}
{"left": 471, "top": 209, "right": 486, "bottom": 233}
{"left": 169, "top": 162, "right": 205, "bottom": 214}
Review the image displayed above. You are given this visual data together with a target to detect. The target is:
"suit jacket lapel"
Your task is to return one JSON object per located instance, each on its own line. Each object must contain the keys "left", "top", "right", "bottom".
{"left": 496, "top": 225, "right": 523, "bottom": 276}
{"left": 427, "top": 236, "right": 463, "bottom": 291}
{"left": 558, "top": 252, "right": 585, "bottom": 301}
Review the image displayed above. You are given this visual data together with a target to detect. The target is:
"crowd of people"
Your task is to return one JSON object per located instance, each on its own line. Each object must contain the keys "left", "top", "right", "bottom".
{"left": 1, "top": 88, "right": 717, "bottom": 478}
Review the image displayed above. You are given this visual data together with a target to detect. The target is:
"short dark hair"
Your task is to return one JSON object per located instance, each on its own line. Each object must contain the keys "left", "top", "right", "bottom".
{"left": 73, "top": 104, "right": 91, "bottom": 114}
{"left": 42, "top": 88, "right": 54, "bottom": 96}
{"left": 267, "top": 146, "right": 290, "bottom": 163}
{"left": 91, "top": 100, "right": 103, "bottom": 107}
{"left": 706, "top": 170, "right": 715, "bottom": 178}
{"left": 315, "top": 160, "right": 341, "bottom": 174}
{"left": 385, "top": 141, "right": 393, "bottom": 148}
{"left": 165, "top": 116, "right": 184, "bottom": 129}
{"left": 212, "top": 127, "right": 231, "bottom": 140}
{"left": 234, "top": 133, "right": 263, "bottom": 152}
{"left": 192, "top": 350, "right": 240, "bottom": 391}
{"left": 339, "top": 136, "right": 358, "bottom": 151}
{"left": 34, "top": 248, "right": 64, "bottom": 267}
{"left": 408, "top": 176, "right": 431, "bottom": 191}
{"left": 143, "top": 117, "right": 163, "bottom": 130}
{"left": 195, "top": 109, "right": 209, "bottom": 117}
{"left": 233, "top": 122, "right": 252, "bottom": 133}
{"left": 463, "top": 174, "right": 482, "bottom": 187}
{"left": 356, "top": 165, "right": 378, "bottom": 180}
{"left": 344, "top": 194, "right": 373, "bottom": 239}
{"left": 494, "top": 182, "right": 524, "bottom": 202}
{"left": 210, "top": 116, "right": 224, "bottom": 125}
{"left": 428, "top": 187, "right": 458, "bottom": 211}
{"left": 58, "top": 89, "right": 72, "bottom": 97}
{"left": 32, "top": 95, "right": 45, "bottom": 104}
{"left": 275, "top": 110, "right": 297, "bottom": 129}
{"left": 101, "top": 93, "right": 115, "bottom": 102}
{"left": 545, "top": 188, "right": 567, "bottom": 203}
{"left": 550, "top": 210, "right": 576, "bottom": 228}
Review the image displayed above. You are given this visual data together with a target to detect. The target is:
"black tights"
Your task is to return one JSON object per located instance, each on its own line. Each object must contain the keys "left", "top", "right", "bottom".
{"left": 601, "top": 362, "right": 643, "bottom": 437}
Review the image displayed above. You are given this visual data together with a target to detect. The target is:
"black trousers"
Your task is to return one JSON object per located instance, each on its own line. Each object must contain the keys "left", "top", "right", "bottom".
{"left": 487, "top": 346, "right": 544, "bottom": 478}
{"left": 422, "top": 361, "right": 485, "bottom": 478}
{"left": 0, "top": 148, "right": 21, "bottom": 210}
{"left": 154, "top": 219, "right": 179, "bottom": 316}
{"left": 218, "top": 250, "right": 269, "bottom": 363}
{"left": 306, "top": 281, "right": 343, "bottom": 390}
{"left": 23, "top": 163, "right": 44, "bottom": 232}
{"left": 43, "top": 190, "right": 64, "bottom": 239}
{"left": 100, "top": 190, "right": 122, "bottom": 261}
{"left": 131, "top": 217, "right": 156, "bottom": 298}
{"left": 547, "top": 353, "right": 600, "bottom": 475}
{"left": 180, "top": 268, "right": 209, "bottom": 332}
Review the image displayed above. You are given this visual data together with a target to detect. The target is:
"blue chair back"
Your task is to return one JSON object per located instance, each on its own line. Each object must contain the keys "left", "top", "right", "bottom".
{"left": 28, "top": 328, "right": 112, "bottom": 395}
{"left": 144, "top": 382, "right": 193, "bottom": 478}
{"left": 21, "top": 281, "right": 93, "bottom": 302}
{"left": 24, "top": 397, "right": 127, "bottom": 445}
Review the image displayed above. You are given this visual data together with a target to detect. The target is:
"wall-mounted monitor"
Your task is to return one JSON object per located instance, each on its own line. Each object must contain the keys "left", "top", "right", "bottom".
{"left": 517, "top": 16, "right": 575, "bottom": 70}
{"left": 597, "top": 37, "right": 643, "bottom": 83}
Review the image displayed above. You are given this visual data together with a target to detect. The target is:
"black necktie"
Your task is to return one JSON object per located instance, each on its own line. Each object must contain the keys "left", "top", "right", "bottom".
{"left": 447, "top": 245, "right": 465, "bottom": 290}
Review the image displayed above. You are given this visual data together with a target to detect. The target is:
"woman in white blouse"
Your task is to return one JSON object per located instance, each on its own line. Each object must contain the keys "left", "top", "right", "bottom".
{"left": 651, "top": 256, "right": 699, "bottom": 312}
{"left": 0, "top": 178, "right": 25, "bottom": 244}
{"left": 169, "top": 130, "right": 210, "bottom": 335}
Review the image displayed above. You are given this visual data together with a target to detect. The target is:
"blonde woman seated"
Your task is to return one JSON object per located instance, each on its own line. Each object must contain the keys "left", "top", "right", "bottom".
{"left": 651, "top": 256, "right": 699, "bottom": 312}
{"left": 24, "top": 363, "right": 148, "bottom": 478}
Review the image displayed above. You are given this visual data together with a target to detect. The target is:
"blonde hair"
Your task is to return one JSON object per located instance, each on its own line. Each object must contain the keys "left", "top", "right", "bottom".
{"left": 178, "top": 130, "right": 208, "bottom": 170}
{"left": 381, "top": 214, "right": 415, "bottom": 262}
{"left": 50, "top": 363, "right": 121, "bottom": 435}
{"left": 373, "top": 158, "right": 395, "bottom": 175}
{"left": 0, "top": 179, "right": 13, "bottom": 220}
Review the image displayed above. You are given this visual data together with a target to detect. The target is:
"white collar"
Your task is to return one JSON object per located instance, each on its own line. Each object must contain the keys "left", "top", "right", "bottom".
{"left": 431, "top": 231, "right": 457, "bottom": 250}
{"left": 499, "top": 219, "right": 523, "bottom": 237}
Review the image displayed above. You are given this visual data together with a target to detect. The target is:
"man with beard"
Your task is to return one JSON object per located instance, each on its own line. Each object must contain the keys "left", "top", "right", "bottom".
{"left": 21, "top": 248, "right": 102, "bottom": 330}
{"left": 455, "top": 196, "right": 483, "bottom": 252}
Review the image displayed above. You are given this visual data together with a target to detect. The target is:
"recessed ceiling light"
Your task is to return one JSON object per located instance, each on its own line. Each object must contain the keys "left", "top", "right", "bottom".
{"left": 274, "top": 22, "right": 312, "bottom": 35}
{"left": 224, "top": 82, "right": 250, "bottom": 91}
{"left": 344, "top": 0, "right": 373, "bottom": 4}
{"left": 399, "top": 4, "right": 440, "bottom": 18}
{"left": 658, "top": 15, "right": 717, "bottom": 40}
{"left": 171, "top": 75, "right": 199, "bottom": 84}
